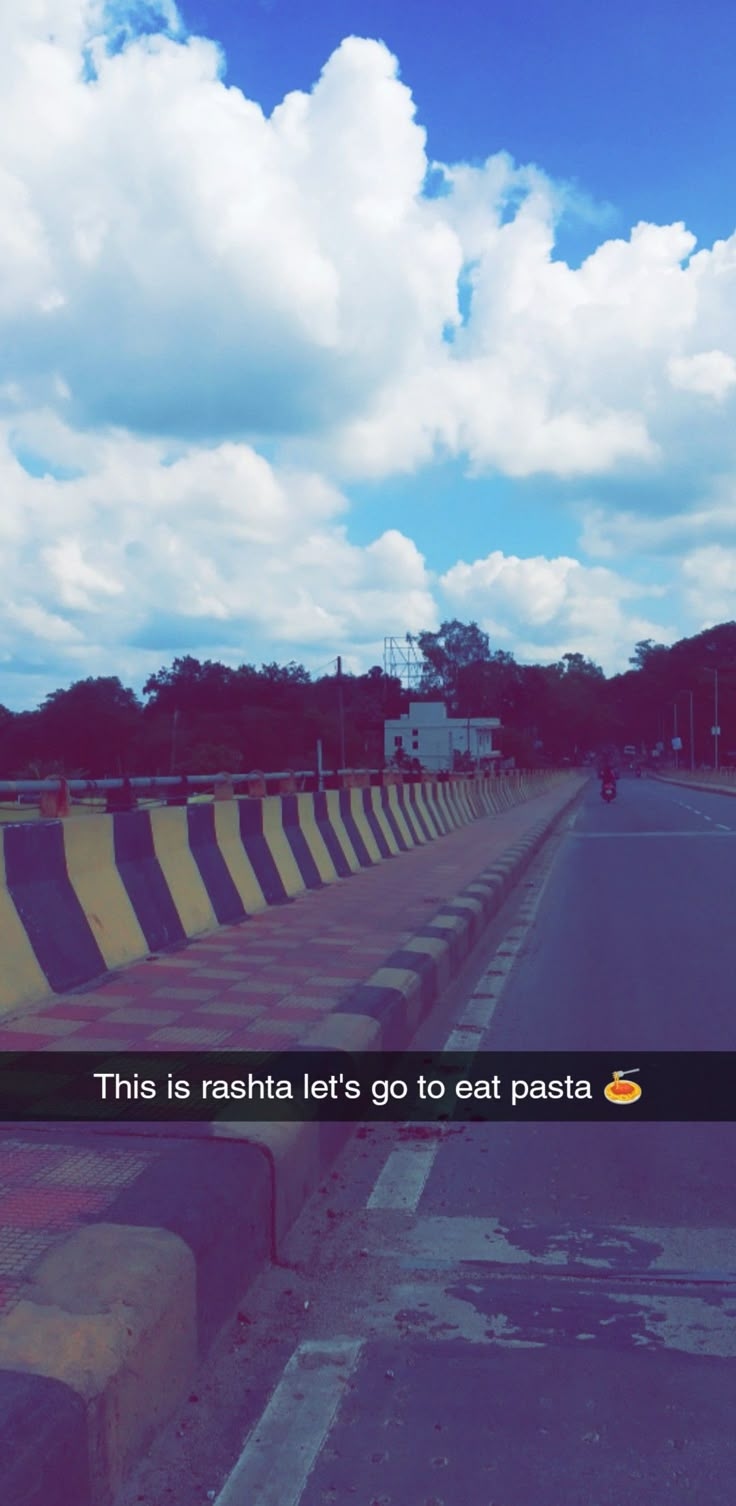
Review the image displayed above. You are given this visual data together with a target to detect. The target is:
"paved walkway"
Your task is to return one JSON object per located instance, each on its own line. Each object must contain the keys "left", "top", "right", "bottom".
{"left": 0, "top": 780, "right": 582, "bottom": 1053}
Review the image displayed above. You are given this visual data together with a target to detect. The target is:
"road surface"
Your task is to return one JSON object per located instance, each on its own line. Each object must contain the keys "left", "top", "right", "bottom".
{"left": 117, "top": 775, "right": 736, "bottom": 1506}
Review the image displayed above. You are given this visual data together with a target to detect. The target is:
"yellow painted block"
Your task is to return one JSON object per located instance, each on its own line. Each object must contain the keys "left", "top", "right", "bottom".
{"left": 261, "top": 796, "right": 305, "bottom": 897}
{"left": 347, "top": 788, "right": 382, "bottom": 863}
{"left": 386, "top": 785, "right": 415, "bottom": 847}
{"left": 366, "top": 788, "right": 400, "bottom": 856}
{"left": 150, "top": 807, "right": 217, "bottom": 938}
{"left": 62, "top": 814, "right": 148, "bottom": 972}
{"left": 324, "top": 790, "right": 363, "bottom": 870}
{"left": 295, "top": 793, "right": 340, "bottom": 882}
{"left": 213, "top": 801, "right": 267, "bottom": 912}
{"left": 0, "top": 834, "right": 52, "bottom": 1016}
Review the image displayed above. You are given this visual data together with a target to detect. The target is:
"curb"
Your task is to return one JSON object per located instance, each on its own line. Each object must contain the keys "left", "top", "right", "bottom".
{"left": 654, "top": 774, "right": 736, "bottom": 799}
{"left": 1, "top": 777, "right": 585, "bottom": 1505}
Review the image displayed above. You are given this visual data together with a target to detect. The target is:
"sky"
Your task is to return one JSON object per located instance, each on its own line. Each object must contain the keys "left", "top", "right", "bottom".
{"left": 3, "top": 0, "right": 736, "bottom": 709}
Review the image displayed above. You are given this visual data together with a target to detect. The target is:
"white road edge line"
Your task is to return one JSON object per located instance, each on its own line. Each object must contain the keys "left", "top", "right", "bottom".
{"left": 365, "top": 840, "right": 560, "bottom": 1213}
{"left": 213, "top": 1339, "right": 363, "bottom": 1506}
{"left": 366, "top": 1143, "right": 440, "bottom": 1210}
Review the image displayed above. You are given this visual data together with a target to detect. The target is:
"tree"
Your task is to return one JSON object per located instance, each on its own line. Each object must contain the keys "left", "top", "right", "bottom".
{"left": 417, "top": 620, "right": 491, "bottom": 711}
{"left": 38, "top": 678, "right": 142, "bottom": 776}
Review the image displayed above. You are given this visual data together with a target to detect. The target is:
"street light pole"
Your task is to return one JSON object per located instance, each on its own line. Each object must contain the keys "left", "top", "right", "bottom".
{"left": 688, "top": 689, "right": 694, "bottom": 771}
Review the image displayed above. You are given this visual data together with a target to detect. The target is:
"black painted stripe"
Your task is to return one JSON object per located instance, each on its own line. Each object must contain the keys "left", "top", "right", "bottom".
{"left": 238, "top": 799, "right": 289, "bottom": 905}
{"left": 442, "top": 783, "right": 465, "bottom": 827}
{"left": 379, "top": 787, "right": 409, "bottom": 851}
{"left": 3, "top": 823, "right": 106, "bottom": 992}
{"left": 423, "top": 782, "right": 450, "bottom": 836}
{"left": 313, "top": 793, "right": 353, "bottom": 877}
{"left": 1, "top": 1369, "right": 91, "bottom": 1506}
{"left": 382, "top": 945, "right": 438, "bottom": 1007}
{"left": 360, "top": 790, "right": 392, "bottom": 858}
{"left": 337, "top": 790, "right": 372, "bottom": 867}
{"left": 396, "top": 785, "right": 423, "bottom": 844}
{"left": 113, "top": 810, "right": 186, "bottom": 953}
{"left": 186, "top": 805, "right": 246, "bottom": 925}
{"left": 406, "top": 783, "right": 434, "bottom": 841}
{"left": 280, "top": 796, "right": 323, "bottom": 889}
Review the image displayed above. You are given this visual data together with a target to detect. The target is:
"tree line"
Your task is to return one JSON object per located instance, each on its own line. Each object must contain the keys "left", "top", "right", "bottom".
{"left": 1, "top": 619, "right": 735, "bottom": 779}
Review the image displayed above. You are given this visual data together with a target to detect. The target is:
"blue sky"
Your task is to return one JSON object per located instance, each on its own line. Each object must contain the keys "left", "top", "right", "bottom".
{"left": 2, "top": 0, "right": 736, "bottom": 708}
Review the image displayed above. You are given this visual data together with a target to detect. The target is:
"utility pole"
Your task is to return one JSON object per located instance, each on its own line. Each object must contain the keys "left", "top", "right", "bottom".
{"left": 336, "top": 656, "right": 346, "bottom": 771}
{"left": 673, "top": 703, "right": 679, "bottom": 770}
{"left": 170, "top": 708, "right": 179, "bottom": 775}
{"left": 688, "top": 689, "right": 695, "bottom": 771}
{"left": 715, "top": 668, "right": 720, "bottom": 773}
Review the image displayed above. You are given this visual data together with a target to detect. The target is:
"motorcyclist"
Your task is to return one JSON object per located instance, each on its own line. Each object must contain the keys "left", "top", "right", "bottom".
{"left": 599, "top": 762, "right": 617, "bottom": 787}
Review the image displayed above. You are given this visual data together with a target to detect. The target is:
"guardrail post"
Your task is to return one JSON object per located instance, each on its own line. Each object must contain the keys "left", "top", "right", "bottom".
{"left": 39, "top": 778, "right": 71, "bottom": 819}
{"left": 214, "top": 772, "right": 235, "bottom": 801}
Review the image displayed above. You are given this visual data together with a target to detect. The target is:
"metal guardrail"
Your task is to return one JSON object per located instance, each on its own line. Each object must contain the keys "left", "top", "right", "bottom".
{"left": 0, "top": 770, "right": 378, "bottom": 796}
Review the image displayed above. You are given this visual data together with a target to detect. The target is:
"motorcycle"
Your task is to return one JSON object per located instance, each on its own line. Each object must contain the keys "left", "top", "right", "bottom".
{"left": 601, "top": 781, "right": 616, "bottom": 803}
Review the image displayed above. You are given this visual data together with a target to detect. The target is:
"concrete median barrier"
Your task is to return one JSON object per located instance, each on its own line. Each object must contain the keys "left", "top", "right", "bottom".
{"left": 0, "top": 771, "right": 572, "bottom": 1019}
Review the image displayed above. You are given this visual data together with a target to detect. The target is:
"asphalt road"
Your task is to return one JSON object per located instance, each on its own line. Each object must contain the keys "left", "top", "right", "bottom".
{"left": 118, "top": 775, "right": 736, "bottom": 1506}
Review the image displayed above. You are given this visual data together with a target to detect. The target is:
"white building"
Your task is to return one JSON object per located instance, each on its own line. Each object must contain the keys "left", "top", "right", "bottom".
{"left": 384, "top": 701, "right": 502, "bottom": 773}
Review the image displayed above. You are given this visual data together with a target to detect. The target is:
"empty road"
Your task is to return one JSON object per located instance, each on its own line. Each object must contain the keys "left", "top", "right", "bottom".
{"left": 119, "top": 775, "right": 736, "bottom": 1506}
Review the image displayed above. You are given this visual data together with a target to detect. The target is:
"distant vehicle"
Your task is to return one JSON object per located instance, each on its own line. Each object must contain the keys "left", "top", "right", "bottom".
{"left": 623, "top": 744, "right": 637, "bottom": 757}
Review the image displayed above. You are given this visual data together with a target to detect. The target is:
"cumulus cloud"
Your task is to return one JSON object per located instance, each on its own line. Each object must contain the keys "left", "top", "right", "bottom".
{"left": 667, "top": 350, "right": 736, "bottom": 401}
{"left": 6, "top": 3, "right": 735, "bottom": 480}
{"left": 2, "top": 5, "right": 736, "bottom": 702}
{"left": 440, "top": 549, "right": 672, "bottom": 675}
{"left": 681, "top": 545, "right": 736, "bottom": 626}
{"left": 0, "top": 413, "right": 437, "bottom": 702}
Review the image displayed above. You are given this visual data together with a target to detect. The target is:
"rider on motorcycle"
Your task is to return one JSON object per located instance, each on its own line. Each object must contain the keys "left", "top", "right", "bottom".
{"left": 599, "top": 762, "right": 616, "bottom": 786}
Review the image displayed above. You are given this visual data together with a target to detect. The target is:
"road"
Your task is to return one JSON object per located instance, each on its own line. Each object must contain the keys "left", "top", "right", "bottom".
{"left": 118, "top": 775, "right": 736, "bottom": 1506}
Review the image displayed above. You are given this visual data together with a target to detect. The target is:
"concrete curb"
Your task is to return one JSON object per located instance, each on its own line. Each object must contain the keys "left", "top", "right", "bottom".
{"left": 1, "top": 776, "right": 585, "bottom": 1505}
{"left": 0, "top": 772, "right": 571, "bottom": 1019}
{"left": 654, "top": 774, "right": 736, "bottom": 798}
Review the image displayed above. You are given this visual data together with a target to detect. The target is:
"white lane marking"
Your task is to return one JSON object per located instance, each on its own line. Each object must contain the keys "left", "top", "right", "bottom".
{"left": 367, "top": 1143, "right": 440, "bottom": 1210}
{"left": 365, "top": 848, "right": 559, "bottom": 1213}
{"left": 213, "top": 1339, "right": 363, "bottom": 1506}
{"left": 716, "top": 823, "right": 732, "bottom": 831}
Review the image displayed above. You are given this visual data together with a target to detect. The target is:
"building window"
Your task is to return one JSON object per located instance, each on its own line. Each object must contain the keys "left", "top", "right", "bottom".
{"left": 394, "top": 735, "right": 403, "bottom": 747}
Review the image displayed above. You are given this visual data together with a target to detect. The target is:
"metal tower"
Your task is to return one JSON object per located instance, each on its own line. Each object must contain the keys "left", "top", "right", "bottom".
{"left": 383, "top": 634, "right": 423, "bottom": 691}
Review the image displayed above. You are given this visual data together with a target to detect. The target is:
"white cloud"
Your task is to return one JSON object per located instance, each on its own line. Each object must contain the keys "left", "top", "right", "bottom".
{"left": 441, "top": 548, "right": 672, "bottom": 674}
{"left": 0, "top": 415, "right": 436, "bottom": 701}
{"left": 667, "top": 350, "right": 736, "bottom": 401}
{"left": 2, "top": 7, "right": 736, "bottom": 702}
{"left": 681, "top": 545, "right": 736, "bottom": 626}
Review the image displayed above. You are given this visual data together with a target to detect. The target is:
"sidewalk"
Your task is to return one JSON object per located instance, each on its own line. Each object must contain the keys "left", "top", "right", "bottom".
{"left": 1, "top": 774, "right": 585, "bottom": 1506}
{"left": 0, "top": 778, "right": 583, "bottom": 1054}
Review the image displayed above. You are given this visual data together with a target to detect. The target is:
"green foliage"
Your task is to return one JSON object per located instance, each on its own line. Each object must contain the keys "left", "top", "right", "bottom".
{"left": 2, "top": 621, "right": 736, "bottom": 776}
